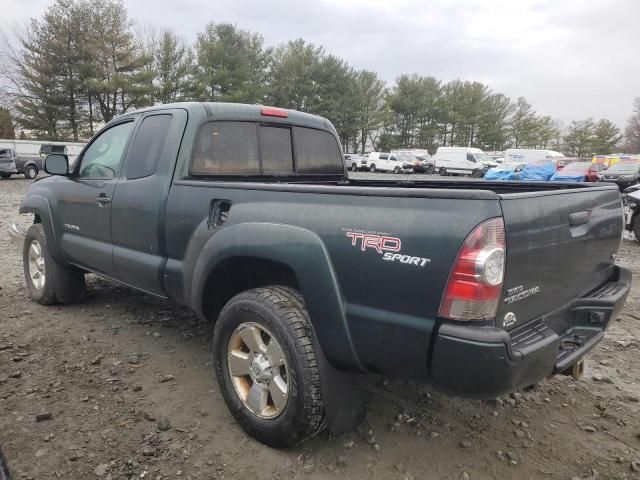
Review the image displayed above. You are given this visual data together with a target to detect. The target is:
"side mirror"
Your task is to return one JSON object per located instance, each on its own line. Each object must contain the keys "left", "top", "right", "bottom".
{"left": 44, "top": 154, "right": 69, "bottom": 176}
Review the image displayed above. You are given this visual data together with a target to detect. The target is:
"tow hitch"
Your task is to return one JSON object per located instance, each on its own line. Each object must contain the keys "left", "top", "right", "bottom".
{"left": 570, "top": 359, "right": 584, "bottom": 380}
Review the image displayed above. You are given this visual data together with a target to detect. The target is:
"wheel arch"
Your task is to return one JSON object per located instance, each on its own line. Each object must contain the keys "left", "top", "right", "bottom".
{"left": 190, "top": 222, "right": 363, "bottom": 371}
{"left": 19, "top": 195, "right": 62, "bottom": 260}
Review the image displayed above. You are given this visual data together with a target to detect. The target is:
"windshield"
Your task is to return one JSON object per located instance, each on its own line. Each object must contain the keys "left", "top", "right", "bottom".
{"left": 474, "top": 152, "right": 492, "bottom": 162}
{"left": 562, "top": 162, "right": 590, "bottom": 172}
{"left": 608, "top": 162, "right": 640, "bottom": 173}
{"left": 397, "top": 154, "right": 417, "bottom": 162}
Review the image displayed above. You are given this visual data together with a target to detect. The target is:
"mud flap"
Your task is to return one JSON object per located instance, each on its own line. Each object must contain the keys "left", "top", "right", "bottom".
{"left": 313, "top": 338, "right": 366, "bottom": 436}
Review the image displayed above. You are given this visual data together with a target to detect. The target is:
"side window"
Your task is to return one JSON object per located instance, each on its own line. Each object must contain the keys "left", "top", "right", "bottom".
{"left": 293, "top": 127, "right": 343, "bottom": 174}
{"left": 125, "top": 114, "right": 173, "bottom": 179}
{"left": 390, "top": 155, "right": 397, "bottom": 162}
{"left": 191, "top": 122, "right": 259, "bottom": 175}
{"left": 78, "top": 122, "right": 134, "bottom": 179}
{"left": 260, "top": 126, "right": 293, "bottom": 175}
{"left": 379, "top": 153, "right": 389, "bottom": 160}
{"left": 467, "top": 153, "right": 476, "bottom": 162}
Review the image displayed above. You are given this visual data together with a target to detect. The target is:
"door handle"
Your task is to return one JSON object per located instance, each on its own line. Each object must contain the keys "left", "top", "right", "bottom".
{"left": 96, "top": 195, "right": 111, "bottom": 206}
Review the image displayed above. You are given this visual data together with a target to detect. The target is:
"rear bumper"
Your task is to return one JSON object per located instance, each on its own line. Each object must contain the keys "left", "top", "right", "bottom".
{"left": 429, "top": 265, "right": 631, "bottom": 399}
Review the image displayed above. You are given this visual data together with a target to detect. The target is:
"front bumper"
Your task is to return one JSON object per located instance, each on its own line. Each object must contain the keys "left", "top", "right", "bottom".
{"left": 430, "top": 265, "right": 631, "bottom": 399}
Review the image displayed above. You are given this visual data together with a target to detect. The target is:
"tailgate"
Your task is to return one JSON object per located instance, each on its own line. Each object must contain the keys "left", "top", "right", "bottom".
{"left": 497, "top": 186, "right": 623, "bottom": 330}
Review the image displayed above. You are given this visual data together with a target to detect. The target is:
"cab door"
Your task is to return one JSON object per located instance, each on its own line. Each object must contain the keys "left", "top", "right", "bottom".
{"left": 55, "top": 120, "right": 135, "bottom": 276}
{"left": 111, "top": 109, "right": 187, "bottom": 295}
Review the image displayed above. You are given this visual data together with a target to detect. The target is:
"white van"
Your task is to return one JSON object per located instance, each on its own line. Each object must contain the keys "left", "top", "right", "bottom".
{"left": 503, "top": 149, "right": 564, "bottom": 166}
{"left": 432, "top": 147, "right": 493, "bottom": 177}
{"left": 366, "top": 152, "right": 412, "bottom": 173}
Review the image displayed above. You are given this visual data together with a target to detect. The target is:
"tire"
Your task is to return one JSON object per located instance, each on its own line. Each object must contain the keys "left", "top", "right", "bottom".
{"left": 472, "top": 169, "right": 482, "bottom": 178}
{"left": 0, "top": 173, "right": 10, "bottom": 179}
{"left": 213, "top": 286, "right": 325, "bottom": 447}
{"left": 426, "top": 165, "right": 435, "bottom": 174}
{"left": 394, "top": 166, "right": 401, "bottom": 174}
{"left": 24, "top": 165, "right": 38, "bottom": 179}
{"left": 23, "top": 224, "right": 85, "bottom": 305}
{"left": 439, "top": 167, "right": 447, "bottom": 176}
{"left": 351, "top": 163, "right": 358, "bottom": 171}
{"left": 369, "top": 164, "right": 376, "bottom": 173}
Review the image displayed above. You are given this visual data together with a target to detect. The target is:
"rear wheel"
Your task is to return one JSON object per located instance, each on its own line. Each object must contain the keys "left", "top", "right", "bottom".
{"left": 24, "top": 165, "right": 38, "bottom": 179}
{"left": 23, "top": 224, "right": 85, "bottom": 305}
{"left": 394, "top": 166, "right": 401, "bottom": 174}
{"left": 213, "top": 286, "right": 325, "bottom": 447}
{"left": 369, "top": 164, "right": 376, "bottom": 173}
{"left": 472, "top": 169, "right": 482, "bottom": 178}
{"left": 439, "top": 167, "right": 448, "bottom": 176}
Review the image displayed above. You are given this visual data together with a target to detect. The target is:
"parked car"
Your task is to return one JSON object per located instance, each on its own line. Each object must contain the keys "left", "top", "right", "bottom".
{"left": 623, "top": 185, "right": 640, "bottom": 239}
{"left": 396, "top": 154, "right": 425, "bottom": 173}
{"left": 550, "top": 161, "right": 606, "bottom": 182}
{"left": 601, "top": 161, "right": 640, "bottom": 191}
{"left": 9, "top": 102, "right": 630, "bottom": 448}
{"left": 366, "top": 152, "right": 412, "bottom": 173}
{"left": 0, "top": 148, "right": 43, "bottom": 179}
{"left": 344, "top": 153, "right": 366, "bottom": 171}
{"left": 391, "top": 149, "right": 435, "bottom": 173}
{"left": 483, "top": 162, "right": 526, "bottom": 180}
{"left": 432, "top": 147, "right": 491, "bottom": 177}
{"left": 416, "top": 155, "right": 436, "bottom": 173}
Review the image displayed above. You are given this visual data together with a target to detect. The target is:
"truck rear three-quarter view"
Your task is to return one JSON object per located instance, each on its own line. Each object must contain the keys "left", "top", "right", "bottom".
{"left": 9, "top": 102, "right": 630, "bottom": 447}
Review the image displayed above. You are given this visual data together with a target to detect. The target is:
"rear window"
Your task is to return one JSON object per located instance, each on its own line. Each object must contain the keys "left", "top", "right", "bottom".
{"left": 190, "top": 122, "right": 342, "bottom": 176}
{"left": 260, "top": 126, "right": 293, "bottom": 175}
{"left": 293, "top": 127, "right": 343, "bottom": 174}
{"left": 192, "top": 122, "right": 260, "bottom": 175}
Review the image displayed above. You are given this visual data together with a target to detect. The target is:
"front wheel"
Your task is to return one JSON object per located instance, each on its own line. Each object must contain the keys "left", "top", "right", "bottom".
{"left": 426, "top": 165, "right": 435, "bottom": 174}
{"left": 394, "top": 166, "right": 401, "bottom": 174}
{"left": 24, "top": 165, "right": 38, "bottom": 179}
{"left": 23, "top": 224, "right": 86, "bottom": 305}
{"left": 351, "top": 163, "right": 358, "bottom": 171}
{"left": 214, "top": 286, "right": 325, "bottom": 447}
{"left": 369, "top": 164, "right": 376, "bottom": 173}
{"left": 439, "top": 167, "right": 448, "bottom": 176}
{"left": 472, "top": 169, "right": 482, "bottom": 178}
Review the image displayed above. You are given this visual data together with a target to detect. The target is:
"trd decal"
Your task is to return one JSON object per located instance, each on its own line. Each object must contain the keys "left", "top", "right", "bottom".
{"left": 503, "top": 285, "right": 540, "bottom": 304}
{"left": 344, "top": 230, "right": 430, "bottom": 268}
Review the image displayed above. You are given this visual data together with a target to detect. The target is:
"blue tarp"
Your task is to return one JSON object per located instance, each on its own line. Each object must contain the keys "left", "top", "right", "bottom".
{"left": 484, "top": 168, "right": 519, "bottom": 181}
{"left": 550, "top": 171, "right": 585, "bottom": 182}
{"left": 519, "top": 163, "right": 556, "bottom": 181}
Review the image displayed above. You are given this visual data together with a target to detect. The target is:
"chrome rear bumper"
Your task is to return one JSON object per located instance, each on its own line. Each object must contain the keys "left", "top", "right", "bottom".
{"left": 8, "top": 224, "right": 26, "bottom": 249}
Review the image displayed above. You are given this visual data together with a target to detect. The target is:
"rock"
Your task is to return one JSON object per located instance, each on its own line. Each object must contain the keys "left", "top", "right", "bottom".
{"left": 625, "top": 395, "right": 639, "bottom": 403}
{"left": 336, "top": 455, "right": 347, "bottom": 468}
{"left": 142, "top": 446, "right": 156, "bottom": 456}
{"left": 461, "top": 472, "right": 470, "bottom": 480}
{"left": 460, "top": 440, "right": 472, "bottom": 449}
{"left": 35, "top": 412, "right": 52, "bottom": 422}
{"left": 132, "top": 384, "right": 142, "bottom": 392}
{"left": 391, "top": 422, "right": 401, "bottom": 432}
{"left": 506, "top": 452, "right": 518, "bottom": 462}
{"left": 35, "top": 449, "right": 46, "bottom": 458}
{"left": 372, "top": 443, "right": 380, "bottom": 452}
{"left": 342, "top": 441, "right": 354, "bottom": 449}
{"left": 159, "top": 374, "right": 174, "bottom": 383}
{"left": 505, "top": 397, "right": 516, "bottom": 407}
{"left": 198, "top": 407, "right": 208, "bottom": 417}
{"left": 8, "top": 371, "right": 21, "bottom": 378}
{"left": 152, "top": 332, "right": 161, "bottom": 338}
{"left": 430, "top": 432, "right": 440, "bottom": 439}
{"left": 631, "top": 461, "right": 640, "bottom": 473}
{"left": 582, "top": 425, "right": 597, "bottom": 433}
{"left": 94, "top": 464, "right": 109, "bottom": 477}
{"left": 127, "top": 354, "right": 140, "bottom": 365}
{"left": 157, "top": 417, "right": 171, "bottom": 431}
{"left": 143, "top": 411, "right": 156, "bottom": 422}
{"left": 90, "top": 354, "right": 104, "bottom": 365}
{"left": 514, "top": 429, "right": 526, "bottom": 439}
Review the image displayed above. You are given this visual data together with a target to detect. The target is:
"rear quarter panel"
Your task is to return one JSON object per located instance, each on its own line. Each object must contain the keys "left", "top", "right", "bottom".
{"left": 165, "top": 183, "right": 502, "bottom": 378}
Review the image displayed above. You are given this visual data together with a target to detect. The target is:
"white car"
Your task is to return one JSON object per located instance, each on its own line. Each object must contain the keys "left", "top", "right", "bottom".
{"left": 366, "top": 152, "right": 413, "bottom": 173}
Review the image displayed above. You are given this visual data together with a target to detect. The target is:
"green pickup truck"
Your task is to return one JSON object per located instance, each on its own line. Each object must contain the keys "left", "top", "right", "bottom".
{"left": 9, "top": 102, "right": 631, "bottom": 447}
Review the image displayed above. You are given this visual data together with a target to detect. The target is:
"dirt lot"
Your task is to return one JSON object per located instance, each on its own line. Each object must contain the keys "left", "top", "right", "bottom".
{"left": 1, "top": 175, "right": 640, "bottom": 480}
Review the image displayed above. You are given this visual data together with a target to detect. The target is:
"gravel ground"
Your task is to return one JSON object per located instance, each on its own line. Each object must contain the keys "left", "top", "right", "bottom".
{"left": 1, "top": 175, "right": 640, "bottom": 480}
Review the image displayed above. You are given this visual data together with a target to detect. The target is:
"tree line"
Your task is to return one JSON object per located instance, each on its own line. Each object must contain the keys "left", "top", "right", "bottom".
{"left": 0, "top": 0, "right": 635, "bottom": 156}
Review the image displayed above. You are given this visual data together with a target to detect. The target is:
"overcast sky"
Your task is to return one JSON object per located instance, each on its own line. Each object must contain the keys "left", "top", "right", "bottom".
{"left": 3, "top": 0, "right": 639, "bottom": 127}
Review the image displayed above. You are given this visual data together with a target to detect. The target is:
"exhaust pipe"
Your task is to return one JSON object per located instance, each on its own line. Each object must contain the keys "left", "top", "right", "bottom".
{"left": 8, "top": 224, "right": 25, "bottom": 249}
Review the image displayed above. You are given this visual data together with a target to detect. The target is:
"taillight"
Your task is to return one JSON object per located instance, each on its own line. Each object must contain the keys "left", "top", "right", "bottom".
{"left": 261, "top": 106, "right": 288, "bottom": 118}
{"left": 438, "top": 217, "right": 505, "bottom": 321}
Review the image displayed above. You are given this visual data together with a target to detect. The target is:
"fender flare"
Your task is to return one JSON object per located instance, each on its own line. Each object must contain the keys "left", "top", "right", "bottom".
{"left": 19, "top": 194, "right": 62, "bottom": 260}
{"left": 189, "top": 222, "right": 364, "bottom": 372}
